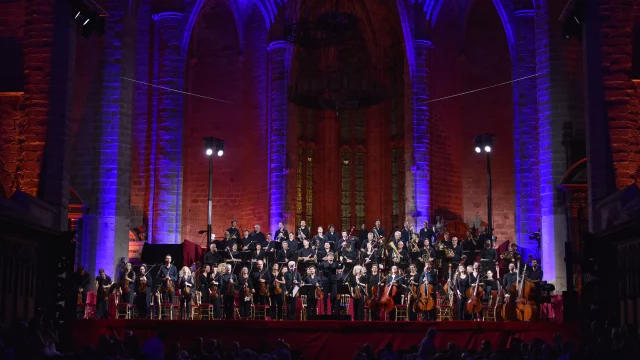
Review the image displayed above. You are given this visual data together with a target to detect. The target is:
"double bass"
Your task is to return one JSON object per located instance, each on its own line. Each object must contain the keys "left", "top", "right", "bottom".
{"left": 515, "top": 262, "right": 534, "bottom": 321}
{"left": 414, "top": 278, "right": 435, "bottom": 312}
{"left": 501, "top": 262, "right": 520, "bottom": 321}
{"left": 443, "top": 264, "right": 455, "bottom": 307}
{"left": 465, "top": 274, "right": 484, "bottom": 315}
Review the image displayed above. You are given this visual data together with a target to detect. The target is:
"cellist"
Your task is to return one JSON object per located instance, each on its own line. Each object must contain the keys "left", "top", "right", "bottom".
{"left": 350, "top": 265, "right": 367, "bottom": 320}
{"left": 468, "top": 263, "right": 483, "bottom": 320}
{"left": 419, "top": 262, "right": 438, "bottom": 320}
{"left": 367, "top": 263, "right": 383, "bottom": 320}
{"left": 406, "top": 264, "right": 421, "bottom": 321}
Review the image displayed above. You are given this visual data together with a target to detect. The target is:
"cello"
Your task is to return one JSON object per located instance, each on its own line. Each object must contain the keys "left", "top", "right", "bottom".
{"left": 443, "top": 263, "right": 455, "bottom": 307}
{"left": 465, "top": 274, "right": 484, "bottom": 315}
{"left": 515, "top": 261, "right": 534, "bottom": 321}
{"left": 501, "top": 262, "right": 520, "bottom": 321}
{"left": 379, "top": 275, "right": 399, "bottom": 313}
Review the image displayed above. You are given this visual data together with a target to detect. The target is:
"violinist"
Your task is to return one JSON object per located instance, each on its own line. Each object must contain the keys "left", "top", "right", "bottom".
{"left": 178, "top": 266, "right": 194, "bottom": 320}
{"left": 298, "top": 239, "right": 315, "bottom": 274}
{"left": 135, "top": 264, "right": 152, "bottom": 318}
{"left": 351, "top": 265, "right": 367, "bottom": 320}
{"left": 303, "top": 266, "right": 321, "bottom": 317}
{"left": 319, "top": 252, "right": 340, "bottom": 314}
{"left": 158, "top": 254, "right": 178, "bottom": 303}
{"left": 199, "top": 265, "right": 212, "bottom": 304}
{"left": 284, "top": 261, "right": 302, "bottom": 320}
{"left": 220, "top": 264, "right": 237, "bottom": 319}
{"left": 367, "top": 264, "right": 383, "bottom": 320}
{"left": 454, "top": 264, "right": 470, "bottom": 320}
{"left": 250, "top": 260, "right": 269, "bottom": 305}
{"left": 419, "top": 262, "right": 438, "bottom": 320}
{"left": 297, "top": 220, "right": 310, "bottom": 242}
{"left": 204, "top": 244, "right": 220, "bottom": 268}
{"left": 210, "top": 265, "right": 223, "bottom": 318}
{"left": 95, "top": 269, "right": 112, "bottom": 319}
{"left": 277, "top": 240, "right": 295, "bottom": 264}
{"left": 74, "top": 265, "right": 91, "bottom": 318}
{"left": 237, "top": 267, "right": 254, "bottom": 320}
{"left": 269, "top": 263, "right": 286, "bottom": 320}
{"left": 119, "top": 262, "right": 136, "bottom": 305}
{"left": 406, "top": 264, "right": 421, "bottom": 321}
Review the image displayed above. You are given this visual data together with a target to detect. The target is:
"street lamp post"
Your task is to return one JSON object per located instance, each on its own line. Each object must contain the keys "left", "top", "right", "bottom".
{"left": 474, "top": 134, "right": 494, "bottom": 238}
{"left": 204, "top": 137, "right": 225, "bottom": 249}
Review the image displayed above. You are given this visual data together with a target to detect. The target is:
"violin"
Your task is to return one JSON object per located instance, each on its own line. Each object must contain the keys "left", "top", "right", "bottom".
{"left": 210, "top": 273, "right": 219, "bottom": 299}
{"left": 273, "top": 268, "right": 283, "bottom": 295}
{"left": 139, "top": 275, "right": 147, "bottom": 293}
{"left": 258, "top": 269, "right": 268, "bottom": 296}
{"left": 123, "top": 270, "right": 131, "bottom": 293}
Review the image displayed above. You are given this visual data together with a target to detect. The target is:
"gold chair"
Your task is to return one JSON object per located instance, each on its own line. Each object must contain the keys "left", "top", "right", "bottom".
{"left": 482, "top": 293, "right": 500, "bottom": 321}
{"left": 437, "top": 295, "right": 454, "bottom": 321}
{"left": 339, "top": 294, "right": 351, "bottom": 316}
{"left": 300, "top": 295, "right": 308, "bottom": 320}
{"left": 394, "top": 295, "right": 408, "bottom": 321}
{"left": 115, "top": 303, "right": 131, "bottom": 319}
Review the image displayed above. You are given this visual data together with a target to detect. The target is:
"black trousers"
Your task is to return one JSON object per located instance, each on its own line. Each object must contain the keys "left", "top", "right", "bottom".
{"left": 96, "top": 298, "right": 109, "bottom": 319}
{"left": 322, "top": 284, "right": 338, "bottom": 314}
{"left": 223, "top": 294, "right": 235, "bottom": 319}
{"left": 286, "top": 295, "right": 297, "bottom": 320}
{"left": 211, "top": 297, "right": 222, "bottom": 319}
{"left": 239, "top": 299, "right": 252, "bottom": 319}
{"left": 180, "top": 295, "right": 192, "bottom": 319}
{"left": 457, "top": 296, "right": 469, "bottom": 320}
{"left": 307, "top": 297, "right": 318, "bottom": 317}
{"left": 120, "top": 289, "right": 134, "bottom": 305}
{"left": 255, "top": 294, "right": 269, "bottom": 306}
{"left": 135, "top": 292, "right": 150, "bottom": 318}
{"left": 353, "top": 297, "right": 365, "bottom": 321}
{"left": 161, "top": 286, "right": 174, "bottom": 304}
{"left": 270, "top": 293, "right": 284, "bottom": 320}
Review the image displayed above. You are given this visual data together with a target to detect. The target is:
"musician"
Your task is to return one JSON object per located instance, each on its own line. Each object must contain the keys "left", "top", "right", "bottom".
{"left": 408, "top": 233, "right": 422, "bottom": 257}
{"left": 312, "top": 226, "right": 328, "bottom": 250}
{"left": 419, "top": 239, "right": 436, "bottom": 272}
{"left": 503, "top": 243, "right": 521, "bottom": 264}
{"left": 221, "top": 231, "right": 235, "bottom": 251}
{"left": 395, "top": 240, "right": 409, "bottom": 271}
{"left": 250, "top": 260, "right": 269, "bottom": 305}
{"left": 351, "top": 265, "right": 367, "bottom": 320}
{"left": 357, "top": 223, "right": 368, "bottom": 245}
{"left": 158, "top": 255, "right": 178, "bottom": 303}
{"left": 178, "top": 266, "right": 194, "bottom": 319}
{"left": 419, "top": 262, "right": 438, "bottom": 320}
{"left": 317, "top": 242, "right": 332, "bottom": 262}
{"left": 297, "top": 220, "right": 310, "bottom": 242}
{"left": 462, "top": 230, "right": 477, "bottom": 253}
{"left": 135, "top": 264, "right": 152, "bottom": 319}
{"left": 220, "top": 264, "right": 238, "bottom": 319}
{"left": 119, "top": 262, "right": 136, "bottom": 305}
{"left": 274, "top": 222, "right": 289, "bottom": 245}
{"left": 237, "top": 267, "right": 254, "bottom": 320}
{"left": 265, "top": 233, "right": 277, "bottom": 252}
{"left": 525, "top": 258, "right": 543, "bottom": 317}
{"left": 478, "top": 227, "right": 491, "bottom": 247}
{"left": 450, "top": 237, "right": 464, "bottom": 263}
{"left": 227, "top": 220, "right": 241, "bottom": 244}
{"left": 277, "top": 240, "right": 295, "bottom": 264}
{"left": 249, "top": 224, "right": 267, "bottom": 248}
{"left": 385, "top": 266, "right": 403, "bottom": 318}
{"left": 337, "top": 230, "right": 350, "bottom": 251}
{"left": 372, "top": 220, "right": 385, "bottom": 239}
{"left": 468, "top": 263, "right": 482, "bottom": 320}
{"left": 298, "top": 239, "right": 316, "bottom": 274}
{"left": 286, "top": 232, "right": 299, "bottom": 252}
{"left": 200, "top": 265, "right": 212, "bottom": 304}
{"left": 442, "top": 232, "right": 453, "bottom": 249}
{"left": 339, "top": 243, "right": 357, "bottom": 272}
{"left": 419, "top": 221, "right": 434, "bottom": 242}
{"left": 240, "top": 229, "right": 252, "bottom": 250}
{"left": 483, "top": 269, "right": 500, "bottom": 305}
{"left": 406, "top": 264, "right": 421, "bottom": 321}
{"left": 210, "top": 265, "right": 222, "bottom": 318}
{"left": 503, "top": 263, "right": 518, "bottom": 291}
{"left": 367, "top": 264, "right": 383, "bottom": 320}
{"left": 284, "top": 261, "right": 302, "bottom": 320}
{"left": 454, "top": 265, "right": 470, "bottom": 320}
{"left": 319, "top": 252, "right": 340, "bottom": 315}
{"left": 225, "top": 242, "right": 241, "bottom": 269}
{"left": 74, "top": 265, "right": 91, "bottom": 317}
{"left": 95, "top": 269, "right": 112, "bottom": 319}
{"left": 480, "top": 240, "right": 498, "bottom": 263}
{"left": 204, "top": 244, "right": 220, "bottom": 268}
{"left": 361, "top": 240, "right": 378, "bottom": 272}
{"left": 326, "top": 224, "right": 338, "bottom": 250}
{"left": 303, "top": 266, "right": 321, "bottom": 317}
{"left": 253, "top": 243, "right": 266, "bottom": 262}
{"left": 401, "top": 221, "right": 412, "bottom": 244}
{"left": 269, "top": 264, "right": 286, "bottom": 320}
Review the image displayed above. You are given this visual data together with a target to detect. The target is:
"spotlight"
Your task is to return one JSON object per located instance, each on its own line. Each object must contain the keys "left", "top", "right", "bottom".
{"left": 473, "top": 134, "right": 494, "bottom": 154}
{"left": 71, "top": 1, "right": 107, "bottom": 38}
{"left": 216, "top": 142, "right": 224, "bottom": 157}
{"left": 484, "top": 145, "right": 491, "bottom": 153}
{"left": 475, "top": 146, "right": 481, "bottom": 153}
{"left": 204, "top": 137, "right": 215, "bottom": 156}
{"left": 206, "top": 148, "right": 213, "bottom": 156}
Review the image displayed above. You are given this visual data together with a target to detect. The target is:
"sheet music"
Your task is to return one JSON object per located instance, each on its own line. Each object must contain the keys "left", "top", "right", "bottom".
{"left": 292, "top": 285, "right": 300, "bottom": 297}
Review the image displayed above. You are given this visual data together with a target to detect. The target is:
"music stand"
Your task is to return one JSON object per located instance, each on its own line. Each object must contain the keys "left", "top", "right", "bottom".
{"left": 240, "top": 251, "right": 253, "bottom": 267}
{"left": 264, "top": 251, "right": 276, "bottom": 268}
{"left": 479, "top": 259, "right": 495, "bottom": 275}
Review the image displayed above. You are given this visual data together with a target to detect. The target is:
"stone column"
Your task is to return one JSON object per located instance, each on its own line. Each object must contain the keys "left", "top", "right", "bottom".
{"left": 151, "top": 12, "right": 185, "bottom": 244}
{"left": 408, "top": 40, "right": 432, "bottom": 226}
{"left": 535, "top": 2, "right": 570, "bottom": 291}
{"left": 94, "top": 0, "right": 137, "bottom": 277}
{"left": 268, "top": 41, "right": 288, "bottom": 232}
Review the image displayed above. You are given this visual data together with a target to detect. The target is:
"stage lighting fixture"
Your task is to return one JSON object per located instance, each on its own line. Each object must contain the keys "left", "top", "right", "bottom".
{"left": 204, "top": 137, "right": 215, "bottom": 156}
{"left": 474, "top": 134, "right": 495, "bottom": 237}
{"left": 216, "top": 142, "right": 224, "bottom": 157}
{"left": 475, "top": 146, "right": 481, "bottom": 153}
{"left": 72, "top": 0, "right": 107, "bottom": 38}
{"left": 484, "top": 145, "right": 491, "bottom": 153}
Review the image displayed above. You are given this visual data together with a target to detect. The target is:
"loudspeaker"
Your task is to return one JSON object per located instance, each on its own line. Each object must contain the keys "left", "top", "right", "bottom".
{"left": 307, "top": 314, "right": 351, "bottom": 321}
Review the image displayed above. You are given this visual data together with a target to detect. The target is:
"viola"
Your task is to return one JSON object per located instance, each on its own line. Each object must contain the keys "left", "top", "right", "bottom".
{"left": 258, "top": 270, "right": 268, "bottom": 296}
{"left": 273, "top": 274, "right": 283, "bottom": 295}
{"left": 139, "top": 276, "right": 147, "bottom": 293}
{"left": 315, "top": 284, "right": 323, "bottom": 299}
{"left": 210, "top": 275, "right": 219, "bottom": 299}
{"left": 123, "top": 271, "right": 131, "bottom": 293}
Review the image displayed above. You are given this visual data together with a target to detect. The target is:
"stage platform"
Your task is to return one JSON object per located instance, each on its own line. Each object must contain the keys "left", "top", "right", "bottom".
{"left": 71, "top": 320, "right": 579, "bottom": 359}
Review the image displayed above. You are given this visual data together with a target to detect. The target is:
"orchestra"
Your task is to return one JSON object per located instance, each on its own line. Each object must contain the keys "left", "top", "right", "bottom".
{"left": 76, "top": 220, "right": 549, "bottom": 322}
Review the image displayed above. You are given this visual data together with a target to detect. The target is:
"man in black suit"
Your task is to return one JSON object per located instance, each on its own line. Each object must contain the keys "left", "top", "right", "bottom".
{"left": 319, "top": 252, "right": 339, "bottom": 314}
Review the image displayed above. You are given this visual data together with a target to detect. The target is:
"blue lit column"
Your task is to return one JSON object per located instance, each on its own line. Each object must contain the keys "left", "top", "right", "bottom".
{"left": 151, "top": 12, "right": 185, "bottom": 244}
{"left": 513, "top": 10, "right": 541, "bottom": 255}
{"left": 268, "top": 41, "right": 288, "bottom": 232}
{"left": 94, "top": 2, "right": 136, "bottom": 277}
{"left": 409, "top": 40, "right": 432, "bottom": 226}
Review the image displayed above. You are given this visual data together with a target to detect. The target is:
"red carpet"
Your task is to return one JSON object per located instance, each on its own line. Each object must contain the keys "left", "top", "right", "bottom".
{"left": 71, "top": 320, "right": 579, "bottom": 359}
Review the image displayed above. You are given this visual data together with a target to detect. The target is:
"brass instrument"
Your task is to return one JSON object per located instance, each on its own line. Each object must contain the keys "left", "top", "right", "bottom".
{"left": 388, "top": 241, "right": 401, "bottom": 263}
{"left": 500, "top": 251, "right": 513, "bottom": 260}
{"left": 298, "top": 228, "right": 306, "bottom": 241}
{"left": 444, "top": 248, "right": 455, "bottom": 259}
{"left": 410, "top": 239, "right": 420, "bottom": 253}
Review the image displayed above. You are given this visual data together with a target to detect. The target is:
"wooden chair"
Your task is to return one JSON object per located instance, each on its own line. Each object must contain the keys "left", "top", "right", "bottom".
{"left": 394, "top": 295, "right": 408, "bottom": 321}
{"left": 197, "top": 291, "right": 214, "bottom": 320}
{"left": 115, "top": 303, "right": 131, "bottom": 319}
{"left": 482, "top": 293, "right": 500, "bottom": 321}
{"left": 253, "top": 299, "right": 270, "bottom": 320}
{"left": 437, "top": 294, "right": 454, "bottom": 321}
{"left": 339, "top": 294, "right": 351, "bottom": 316}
